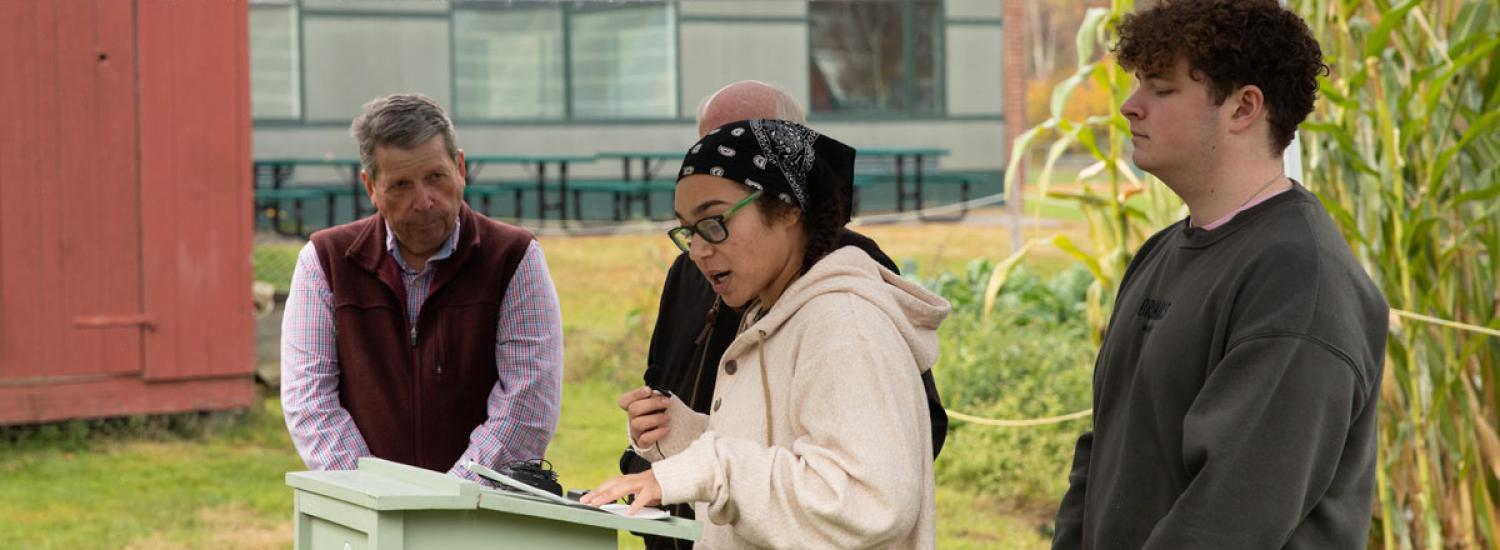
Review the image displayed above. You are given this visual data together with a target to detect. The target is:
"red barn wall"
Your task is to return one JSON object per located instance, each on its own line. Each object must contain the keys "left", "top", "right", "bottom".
{"left": 0, "top": 0, "right": 254, "bottom": 424}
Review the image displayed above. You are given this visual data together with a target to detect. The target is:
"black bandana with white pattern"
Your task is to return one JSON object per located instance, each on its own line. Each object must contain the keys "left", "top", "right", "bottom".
{"left": 677, "top": 119, "right": 857, "bottom": 224}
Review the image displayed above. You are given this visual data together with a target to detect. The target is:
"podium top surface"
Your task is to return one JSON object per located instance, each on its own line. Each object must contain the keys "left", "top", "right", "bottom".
{"left": 286, "top": 457, "right": 701, "bottom": 541}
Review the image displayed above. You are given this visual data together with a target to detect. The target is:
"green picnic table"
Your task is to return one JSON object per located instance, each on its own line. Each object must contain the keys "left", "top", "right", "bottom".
{"left": 253, "top": 158, "right": 364, "bottom": 237}
{"left": 464, "top": 154, "right": 598, "bottom": 224}
{"left": 595, "top": 151, "right": 685, "bottom": 220}
{"left": 856, "top": 147, "right": 951, "bottom": 213}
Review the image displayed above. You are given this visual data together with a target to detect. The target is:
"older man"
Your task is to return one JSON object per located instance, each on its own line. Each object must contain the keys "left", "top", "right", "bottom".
{"left": 281, "top": 94, "right": 563, "bottom": 482}
{"left": 616, "top": 80, "right": 948, "bottom": 549}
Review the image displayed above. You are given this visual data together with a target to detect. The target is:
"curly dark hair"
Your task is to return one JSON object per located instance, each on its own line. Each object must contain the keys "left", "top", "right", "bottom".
{"left": 1114, "top": 0, "right": 1329, "bottom": 154}
{"left": 757, "top": 189, "right": 847, "bottom": 275}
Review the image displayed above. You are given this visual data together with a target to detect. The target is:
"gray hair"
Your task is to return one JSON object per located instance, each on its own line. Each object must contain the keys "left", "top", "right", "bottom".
{"left": 350, "top": 93, "right": 458, "bottom": 180}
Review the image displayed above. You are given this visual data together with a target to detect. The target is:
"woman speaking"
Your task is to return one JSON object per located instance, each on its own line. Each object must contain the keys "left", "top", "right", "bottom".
{"left": 583, "top": 119, "right": 949, "bottom": 549}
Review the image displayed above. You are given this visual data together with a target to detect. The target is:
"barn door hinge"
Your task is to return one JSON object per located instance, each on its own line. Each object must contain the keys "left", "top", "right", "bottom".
{"left": 73, "top": 313, "right": 156, "bottom": 330}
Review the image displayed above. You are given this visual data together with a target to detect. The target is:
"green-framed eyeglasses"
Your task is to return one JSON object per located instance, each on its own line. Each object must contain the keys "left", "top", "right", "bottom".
{"left": 666, "top": 190, "right": 763, "bottom": 253}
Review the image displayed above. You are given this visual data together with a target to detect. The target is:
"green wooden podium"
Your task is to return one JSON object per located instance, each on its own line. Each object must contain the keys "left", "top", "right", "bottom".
{"left": 286, "top": 457, "right": 701, "bottom": 549}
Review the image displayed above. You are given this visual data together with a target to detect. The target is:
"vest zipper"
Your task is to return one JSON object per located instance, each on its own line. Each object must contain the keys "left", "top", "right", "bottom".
{"left": 408, "top": 319, "right": 423, "bottom": 466}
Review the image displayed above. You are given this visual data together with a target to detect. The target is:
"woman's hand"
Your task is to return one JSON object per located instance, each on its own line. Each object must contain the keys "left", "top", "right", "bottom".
{"left": 581, "top": 469, "right": 664, "bottom": 516}
{"left": 619, "top": 386, "right": 673, "bottom": 447}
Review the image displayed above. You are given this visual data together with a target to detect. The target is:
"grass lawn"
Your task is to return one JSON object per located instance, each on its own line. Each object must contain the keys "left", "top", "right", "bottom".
{"left": 4, "top": 218, "right": 1078, "bottom": 549}
{"left": 0, "top": 397, "right": 303, "bottom": 549}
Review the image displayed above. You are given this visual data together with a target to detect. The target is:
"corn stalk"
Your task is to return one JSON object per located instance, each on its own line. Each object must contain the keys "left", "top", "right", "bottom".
{"left": 1290, "top": 0, "right": 1500, "bottom": 547}
{"left": 998, "top": 1, "right": 1185, "bottom": 343}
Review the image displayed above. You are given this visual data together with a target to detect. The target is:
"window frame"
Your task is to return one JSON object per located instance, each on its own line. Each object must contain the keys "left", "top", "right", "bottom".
{"left": 450, "top": 2, "right": 571, "bottom": 121}
{"left": 250, "top": 0, "right": 682, "bottom": 124}
{"left": 248, "top": 0, "right": 303, "bottom": 122}
{"left": 562, "top": 2, "right": 680, "bottom": 121}
{"left": 249, "top": 0, "right": 966, "bottom": 125}
{"left": 449, "top": 0, "right": 680, "bottom": 123}
{"left": 804, "top": 0, "right": 948, "bottom": 120}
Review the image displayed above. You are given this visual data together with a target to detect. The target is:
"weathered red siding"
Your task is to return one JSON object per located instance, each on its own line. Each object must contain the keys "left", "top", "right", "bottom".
{"left": 0, "top": 0, "right": 254, "bottom": 424}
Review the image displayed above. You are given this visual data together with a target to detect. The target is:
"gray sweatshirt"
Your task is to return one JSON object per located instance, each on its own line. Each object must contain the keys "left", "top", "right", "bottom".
{"left": 1053, "top": 183, "right": 1388, "bottom": 549}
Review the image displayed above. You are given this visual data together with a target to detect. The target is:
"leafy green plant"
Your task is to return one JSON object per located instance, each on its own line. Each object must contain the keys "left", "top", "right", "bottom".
{"left": 1290, "top": 0, "right": 1500, "bottom": 547}
{"left": 1002, "top": 1, "right": 1185, "bottom": 343}
{"left": 928, "top": 260, "right": 1095, "bottom": 503}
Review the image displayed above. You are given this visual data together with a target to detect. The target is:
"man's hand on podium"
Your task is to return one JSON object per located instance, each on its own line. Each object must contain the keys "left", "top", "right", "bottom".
{"left": 582, "top": 468, "right": 663, "bottom": 517}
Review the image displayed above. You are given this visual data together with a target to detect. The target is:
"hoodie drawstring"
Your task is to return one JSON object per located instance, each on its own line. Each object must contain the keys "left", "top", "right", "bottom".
{"left": 757, "top": 330, "right": 773, "bottom": 447}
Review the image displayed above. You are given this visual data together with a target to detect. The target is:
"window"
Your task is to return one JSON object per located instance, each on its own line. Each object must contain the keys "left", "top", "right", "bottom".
{"left": 809, "top": 0, "right": 942, "bottom": 115}
{"left": 568, "top": 3, "right": 677, "bottom": 118}
{"left": 250, "top": 1, "right": 679, "bottom": 122}
{"left": 453, "top": 5, "right": 566, "bottom": 119}
{"left": 302, "top": 16, "right": 450, "bottom": 122}
{"left": 249, "top": 0, "right": 300, "bottom": 119}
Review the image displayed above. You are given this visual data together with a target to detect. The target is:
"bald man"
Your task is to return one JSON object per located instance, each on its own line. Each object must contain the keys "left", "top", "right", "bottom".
{"left": 695, "top": 80, "right": 806, "bottom": 136}
{"left": 618, "top": 81, "right": 949, "bottom": 549}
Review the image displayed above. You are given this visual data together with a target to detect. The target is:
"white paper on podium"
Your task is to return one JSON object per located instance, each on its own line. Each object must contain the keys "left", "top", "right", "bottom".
{"left": 601, "top": 503, "right": 670, "bottom": 520}
{"left": 464, "top": 460, "right": 671, "bottom": 520}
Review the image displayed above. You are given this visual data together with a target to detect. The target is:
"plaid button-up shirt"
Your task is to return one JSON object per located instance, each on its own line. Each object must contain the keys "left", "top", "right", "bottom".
{"left": 280, "top": 219, "right": 563, "bottom": 482}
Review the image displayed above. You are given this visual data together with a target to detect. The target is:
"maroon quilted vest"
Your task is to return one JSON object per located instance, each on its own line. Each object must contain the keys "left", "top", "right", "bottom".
{"left": 310, "top": 205, "right": 533, "bottom": 471}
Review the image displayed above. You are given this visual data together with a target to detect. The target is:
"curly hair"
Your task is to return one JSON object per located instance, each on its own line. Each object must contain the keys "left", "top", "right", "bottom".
{"left": 756, "top": 189, "right": 847, "bottom": 275}
{"left": 1114, "top": 0, "right": 1328, "bottom": 154}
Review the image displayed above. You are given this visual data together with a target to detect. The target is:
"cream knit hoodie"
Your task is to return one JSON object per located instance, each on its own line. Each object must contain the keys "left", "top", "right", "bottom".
{"left": 633, "top": 246, "right": 951, "bottom": 549}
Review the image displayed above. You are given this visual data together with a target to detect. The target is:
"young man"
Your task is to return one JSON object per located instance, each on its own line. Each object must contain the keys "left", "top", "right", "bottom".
{"left": 281, "top": 94, "right": 563, "bottom": 482}
{"left": 1052, "top": 1, "right": 1388, "bottom": 548}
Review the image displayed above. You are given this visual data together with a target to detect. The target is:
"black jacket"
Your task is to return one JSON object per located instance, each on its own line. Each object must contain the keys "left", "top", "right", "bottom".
{"left": 622, "top": 229, "right": 949, "bottom": 550}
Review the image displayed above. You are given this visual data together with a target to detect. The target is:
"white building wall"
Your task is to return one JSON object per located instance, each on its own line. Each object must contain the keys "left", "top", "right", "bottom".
{"left": 255, "top": 2, "right": 1008, "bottom": 185}
{"left": 677, "top": 1, "right": 807, "bottom": 18}
{"left": 946, "top": 25, "right": 1005, "bottom": 115}
{"left": 944, "top": 0, "right": 1003, "bottom": 20}
{"left": 678, "top": 21, "right": 810, "bottom": 119}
